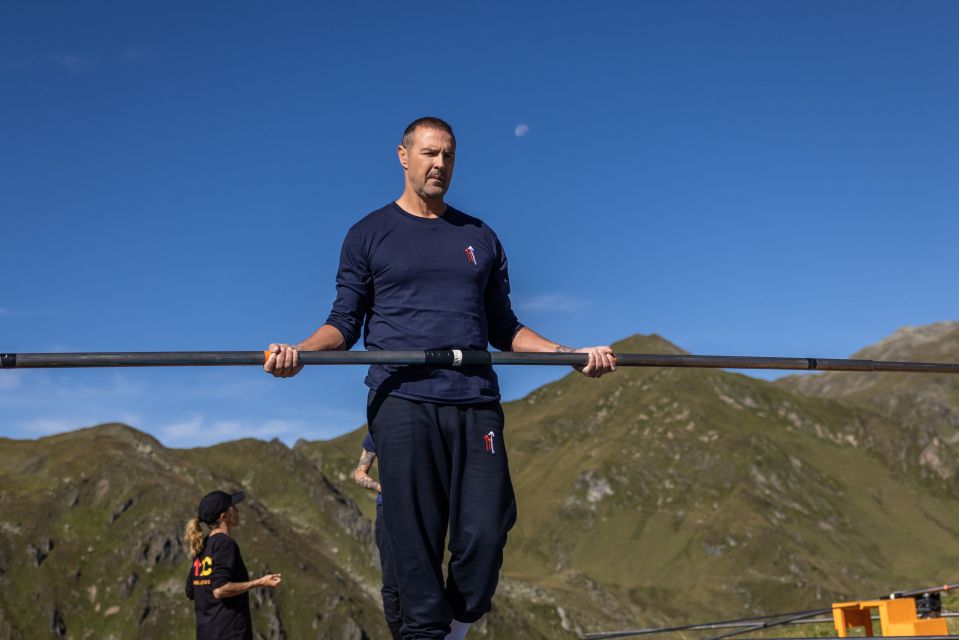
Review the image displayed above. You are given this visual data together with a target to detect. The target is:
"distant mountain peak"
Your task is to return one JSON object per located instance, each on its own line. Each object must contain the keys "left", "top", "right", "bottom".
{"left": 852, "top": 321, "right": 959, "bottom": 360}
{"left": 610, "top": 332, "right": 688, "bottom": 355}
{"left": 778, "top": 320, "right": 959, "bottom": 397}
{"left": 44, "top": 422, "right": 164, "bottom": 447}
{"left": 775, "top": 320, "right": 959, "bottom": 485}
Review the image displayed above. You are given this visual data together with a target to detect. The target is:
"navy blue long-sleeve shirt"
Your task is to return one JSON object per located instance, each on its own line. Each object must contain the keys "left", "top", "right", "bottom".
{"left": 325, "top": 202, "right": 523, "bottom": 403}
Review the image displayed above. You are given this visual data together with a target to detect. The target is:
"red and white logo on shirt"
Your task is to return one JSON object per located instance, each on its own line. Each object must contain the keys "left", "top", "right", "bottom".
{"left": 465, "top": 245, "right": 476, "bottom": 265}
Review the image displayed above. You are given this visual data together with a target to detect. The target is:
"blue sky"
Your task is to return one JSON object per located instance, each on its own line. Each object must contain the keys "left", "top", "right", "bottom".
{"left": 2, "top": 1, "right": 957, "bottom": 446}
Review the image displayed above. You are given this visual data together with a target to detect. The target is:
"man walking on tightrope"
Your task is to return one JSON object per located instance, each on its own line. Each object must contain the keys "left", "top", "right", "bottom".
{"left": 265, "top": 117, "right": 616, "bottom": 640}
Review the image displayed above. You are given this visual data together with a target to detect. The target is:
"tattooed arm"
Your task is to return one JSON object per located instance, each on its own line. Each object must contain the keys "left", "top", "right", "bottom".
{"left": 353, "top": 449, "right": 381, "bottom": 493}
{"left": 510, "top": 327, "right": 617, "bottom": 378}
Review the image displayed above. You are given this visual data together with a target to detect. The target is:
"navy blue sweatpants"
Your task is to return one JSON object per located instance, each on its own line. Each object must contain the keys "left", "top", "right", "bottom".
{"left": 368, "top": 391, "right": 517, "bottom": 640}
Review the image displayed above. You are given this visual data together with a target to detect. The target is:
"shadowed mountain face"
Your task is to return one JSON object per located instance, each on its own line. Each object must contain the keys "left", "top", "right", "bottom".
{"left": 0, "top": 425, "right": 389, "bottom": 640}
{"left": 0, "top": 430, "right": 570, "bottom": 639}
{"left": 777, "top": 322, "right": 959, "bottom": 484}
{"left": 2, "top": 324, "right": 959, "bottom": 639}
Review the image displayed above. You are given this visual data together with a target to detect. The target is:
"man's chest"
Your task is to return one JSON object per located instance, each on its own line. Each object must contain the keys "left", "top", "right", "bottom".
{"left": 368, "top": 226, "right": 494, "bottom": 290}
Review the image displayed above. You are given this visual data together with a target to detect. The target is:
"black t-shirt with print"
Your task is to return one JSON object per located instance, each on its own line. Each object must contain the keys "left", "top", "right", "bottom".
{"left": 185, "top": 533, "right": 252, "bottom": 640}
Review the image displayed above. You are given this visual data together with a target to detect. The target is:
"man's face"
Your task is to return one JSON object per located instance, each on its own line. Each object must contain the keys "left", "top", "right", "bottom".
{"left": 398, "top": 127, "right": 456, "bottom": 200}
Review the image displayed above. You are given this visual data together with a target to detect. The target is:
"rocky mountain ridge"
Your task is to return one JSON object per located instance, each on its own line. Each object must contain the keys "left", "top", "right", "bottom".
{"left": 777, "top": 321, "right": 959, "bottom": 485}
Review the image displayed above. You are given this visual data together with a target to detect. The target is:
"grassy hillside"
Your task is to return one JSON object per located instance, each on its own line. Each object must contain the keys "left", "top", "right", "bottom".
{"left": 778, "top": 321, "right": 959, "bottom": 486}
{"left": 501, "top": 335, "right": 959, "bottom": 632}
{"left": 0, "top": 425, "right": 580, "bottom": 639}
{"left": 0, "top": 425, "right": 388, "bottom": 640}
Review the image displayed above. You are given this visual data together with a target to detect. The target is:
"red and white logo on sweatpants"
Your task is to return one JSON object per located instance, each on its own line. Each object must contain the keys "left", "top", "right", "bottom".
{"left": 484, "top": 430, "right": 495, "bottom": 454}
{"left": 465, "top": 245, "right": 476, "bottom": 265}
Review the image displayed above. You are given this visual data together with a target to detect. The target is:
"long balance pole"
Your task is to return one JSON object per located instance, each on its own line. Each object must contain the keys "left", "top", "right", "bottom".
{"left": 2, "top": 350, "right": 959, "bottom": 373}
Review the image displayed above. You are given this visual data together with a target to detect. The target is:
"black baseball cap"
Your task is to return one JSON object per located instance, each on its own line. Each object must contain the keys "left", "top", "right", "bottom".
{"left": 197, "top": 490, "right": 245, "bottom": 525}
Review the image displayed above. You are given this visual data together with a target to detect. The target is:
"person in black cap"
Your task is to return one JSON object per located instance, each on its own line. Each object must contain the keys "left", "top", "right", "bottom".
{"left": 183, "top": 490, "right": 282, "bottom": 640}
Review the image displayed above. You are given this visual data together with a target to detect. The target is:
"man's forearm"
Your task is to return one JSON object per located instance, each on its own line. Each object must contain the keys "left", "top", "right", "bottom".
{"left": 510, "top": 327, "right": 570, "bottom": 353}
{"left": 510, "top": 328, "right": 617, "bottom": 377}
{"left": 354, "top": 453, "right": 382, "bottom": 493}
{"left": 296, "top": 324, "right": 346, "bottom": 351}
{"left": 266, "top": 325, "right": 345, "bottom": 376}
{"left": 354, "top": 469, "right": 381, "bottom": 492}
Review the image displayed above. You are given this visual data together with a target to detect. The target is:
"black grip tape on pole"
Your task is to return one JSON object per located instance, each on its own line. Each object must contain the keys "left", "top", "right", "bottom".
{"left": 460, "top": 350, "right": 492, "bottom": 366}
{"left": 422, "top": 350, "right": 492, "bottom": 366}
{"left": 424, "top": 350, "right": 454, "bottom": 365}
{"left": 0, "top": 354, "right": 15, "bottom": 369}
{"left": 807, "top": 358, "right": 818, "bottom": 370}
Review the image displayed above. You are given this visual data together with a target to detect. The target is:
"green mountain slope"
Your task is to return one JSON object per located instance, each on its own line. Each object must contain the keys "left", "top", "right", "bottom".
{"left": 498, "top": 333, "right": 959, "bottom": 632}
{"left": 295, "top": 429, "right": 378, "bottom": 524}
{"left": 0, "top": 425, "right": 575, "bottom": 640}
{"left": 777, "top": 321, "right": 959, "bottom": 485}
{"left": 0, "top": 424, "right": 388, "bottom": 640}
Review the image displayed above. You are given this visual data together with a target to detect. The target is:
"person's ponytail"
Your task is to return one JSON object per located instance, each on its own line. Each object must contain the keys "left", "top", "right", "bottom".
{"left": 183, "top": 518, "right": 206, "bottom": 557}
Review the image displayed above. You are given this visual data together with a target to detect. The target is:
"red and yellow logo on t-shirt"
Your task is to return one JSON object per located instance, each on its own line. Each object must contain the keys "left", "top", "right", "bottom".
{"left": 192, "top": 556, "right": 213, "bottom": 585}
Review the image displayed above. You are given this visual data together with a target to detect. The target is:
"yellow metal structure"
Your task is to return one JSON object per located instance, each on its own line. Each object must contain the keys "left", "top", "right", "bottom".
{"left": 831, "top": 598, "right": 948, "bottom": 637}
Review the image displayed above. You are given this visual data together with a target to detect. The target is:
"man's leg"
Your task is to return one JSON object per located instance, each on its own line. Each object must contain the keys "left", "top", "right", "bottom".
{"left": 375, "top": 503, "right": 403, "bottom": 640}
{"left": 443, "top": 402, "right": 517, "bottom": 623}
{"left": 369, "top": 392, "right": 452, "bottom": 640}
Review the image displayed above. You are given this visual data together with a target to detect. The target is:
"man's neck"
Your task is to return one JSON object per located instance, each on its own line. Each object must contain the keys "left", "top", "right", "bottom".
{"left": 396, "top": 189, "right": 447, "bottom": 219}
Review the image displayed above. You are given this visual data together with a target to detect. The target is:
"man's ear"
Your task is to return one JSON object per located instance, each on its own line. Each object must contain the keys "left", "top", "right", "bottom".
{"left": 397, "top": 144, "right": 408, "bottom": 171}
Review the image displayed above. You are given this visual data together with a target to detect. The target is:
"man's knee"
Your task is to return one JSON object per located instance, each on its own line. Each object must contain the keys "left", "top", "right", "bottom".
{"left": 446, "top": 579, "right": 496, "bottom": 623}
{"left": 454, "top": 520, "right": 512, "bottom": 554}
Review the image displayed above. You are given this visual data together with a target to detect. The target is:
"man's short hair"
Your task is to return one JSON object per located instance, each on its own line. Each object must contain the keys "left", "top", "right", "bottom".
{"left": 402, "top": 117, "right": 456, "bottom": 148}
